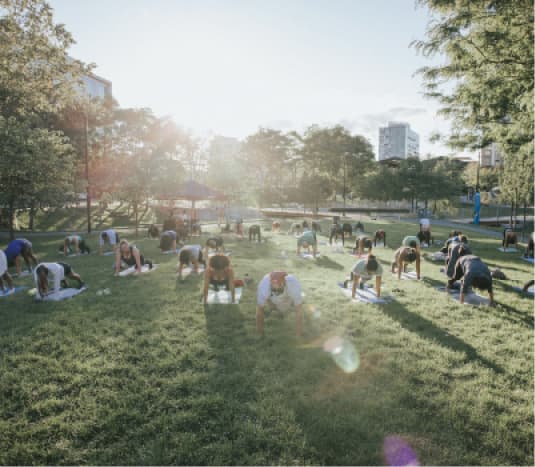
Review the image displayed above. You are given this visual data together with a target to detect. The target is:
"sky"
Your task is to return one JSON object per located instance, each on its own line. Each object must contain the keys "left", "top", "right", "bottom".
{"left": 48, "top": 0, "right": 468, "bottom": 159}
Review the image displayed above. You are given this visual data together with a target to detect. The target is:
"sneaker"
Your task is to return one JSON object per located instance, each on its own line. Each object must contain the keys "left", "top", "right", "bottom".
{"left": 78, "top": 281, "right": 85, "bottom": 289}
{"left": 147, "top": 260, "right": 153, "bottom": 270}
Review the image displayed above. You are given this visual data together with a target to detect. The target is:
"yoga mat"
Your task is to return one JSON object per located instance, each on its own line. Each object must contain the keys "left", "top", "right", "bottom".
{"left": 204, "top": 287, "right": 243, "bottom": 304}
{"left": 36, "top": 286, "right": 88, "bottom": 302}
{"left": 392, "top": 271, "right": 420, "bottom": 281}
{"left": 179, "top": 265, "right": 205, "bottom": 278}
{"left": 512, "top": 285, "right": 535, "bottom": 296}
{"left": 301, "top": 252, "right": 320, "bottom": 259}
{"left": 162, "top": 249, "right": 180, "bottom": 255}
{"left": 338, "top": 282, "right": 392, "bottom": 304}
{"left": 434, "top": 286, "right": 490, "bottom": 306}
{"left": 429, "top": 251, "right": 446, "bottom": 262}
{"left": 0, "top": 286, "right": 26, "bottom": 297}
{"left": 520, "top": 256, "right": 534, "bottom": 264}
{"left": 498, "top": 247, "right": 518, "bottom": 252}
{"left": 103, "top": 251, "right": 116, "bottom": 256}
{"left": 118, "top": 264, "right": 157, "bottom": 277}
{"left": 13, "top": 270, "right": 32, "bottom": 278}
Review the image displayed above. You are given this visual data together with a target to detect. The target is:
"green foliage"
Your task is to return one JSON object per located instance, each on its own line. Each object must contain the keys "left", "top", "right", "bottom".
{"left": 413, "top": 0, "right": 534, "bottom": 213}
{"left": 462, "top": 163, "right": 501, "bottom": 192}
{"left": 356, "top": 158, "right": 464, "bottom": 207}
{"left": 300, "top": 125, "right": 375, "bottom": 199}
{"left": 0, "top": 116, "right": 76, "bottom": 235}
{"left": 0, "top": 0, "right": 88, "bottom": 119}
{"left": 240, "top": 128, "right": 297, "bottom": 206}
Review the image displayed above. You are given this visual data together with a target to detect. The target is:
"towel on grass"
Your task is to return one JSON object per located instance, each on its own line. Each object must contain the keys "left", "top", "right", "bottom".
{"left": 204, "top": 287, "right": 243, "bottom": 304}
{"left": 13, "top": 270, "right": 32, "bottom": 278}
{"left": 35, "top": 286, "right": 87, "bottom": 302}
{"left": 0, "top": 286, "right": 26, "bottom": 298}
{"left": 338, "top": 282, "right": 393, "bottom": 304}
{"left": 179, "top": 265, "right": 205, "bottom": 278}
{"left": 301, "top": 252, "right": 320, "bottom": 259}
{"left": 162, "top": 249, "right": 180, "bottom": 255}
{"left": 520, "top": 256, "right": 534, "bottom": 264}
{"left": 118, "top": 264, "right": 157, "bottom": 277}
{"left": 392, "top": 271, "right": 419, "bottom": 281}
{"left": 429, "top": 251, "right": 446, "bottom": 262}
{"left": 103, "top": 251, "right": 116, "bottom": 256}
{"left": 512, "top": 285, "right": 535, "bottom": 296}
{"left": 434, "top": 286, "right": 490, "bottom": 306}
{"left": 497, "top": 247, "right": 518, "bottom": 253}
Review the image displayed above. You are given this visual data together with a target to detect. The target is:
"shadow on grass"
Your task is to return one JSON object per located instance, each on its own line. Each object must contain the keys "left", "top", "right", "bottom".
{"left": 379, "top": 302, "right": 504, "bottom": 374}
{"left": 315, "top": 255, "right": 345, "bottom": 270}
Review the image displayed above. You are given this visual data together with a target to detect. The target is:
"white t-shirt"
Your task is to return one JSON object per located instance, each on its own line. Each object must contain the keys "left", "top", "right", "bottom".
{"left": 257, "top": 273, "right": 303, "bottom": 310}
{"left": 99, "top": 229, "right": 118, "bottom": 246}
{"left": 34, "top": 262, "right": 65, "bottom": 295}
{"left": 420, "top": 218, "right": 430, "bottom": 231}
{"left": 0, "top": 250, "right": 7, "bottom": 276}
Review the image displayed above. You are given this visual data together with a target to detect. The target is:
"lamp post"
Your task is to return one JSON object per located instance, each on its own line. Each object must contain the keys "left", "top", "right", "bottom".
{"left": 84, "top": 109, "right": 91, "bottom": 233}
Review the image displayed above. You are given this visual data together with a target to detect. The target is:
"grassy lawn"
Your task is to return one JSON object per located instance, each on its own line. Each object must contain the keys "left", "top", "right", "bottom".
{"left": 0, "top": 219, "right": 533, "bottom": 465}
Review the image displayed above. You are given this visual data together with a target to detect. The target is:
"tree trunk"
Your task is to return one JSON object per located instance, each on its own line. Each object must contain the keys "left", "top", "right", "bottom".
{"left": 29, "top": 202, "right": 37, "bottom": 231}
{"left": 8, "top": 199, "right": 15, "bottom": 240}
{"left": 509, "top": 201, "right": 514, "bottom": 228}
{"left": 135, "top": 202, "right": 139, "bottom": 238}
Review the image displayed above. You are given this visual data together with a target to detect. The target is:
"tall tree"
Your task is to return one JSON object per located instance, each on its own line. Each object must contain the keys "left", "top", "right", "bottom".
{"left": 412, "top": 0, "right": 533, "bottom": 215}
{"left": 0, "top": 0, "right": 87, "bottom": 237}
{"left": 240, "top": 128, "right": 295, "bottom": 207}
{"left": 300, "top": 125, "right": 375, "bottom": 210}
{"left": 0, "top": 117, "right": 76, "bottom": 237}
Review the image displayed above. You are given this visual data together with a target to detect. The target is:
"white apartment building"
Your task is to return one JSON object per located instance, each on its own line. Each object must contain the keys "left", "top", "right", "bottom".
{"left": 378, "top": 122, "right": 420, "bottom": 161}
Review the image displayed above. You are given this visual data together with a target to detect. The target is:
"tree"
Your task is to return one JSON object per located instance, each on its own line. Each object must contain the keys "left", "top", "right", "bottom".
{"left": 412, "top": 0, "right": 533, "bottom": 217}
{"left": 240, "top": 128, "right": 295, "bottom": 207}
{"left": 0, "top": 117, "right": 76, "bottom": 238}
{"left": 0, "top": 0, "right": 86, "bottom": 237}
{"left": 300, "top": 125, "right": 375, "bottom": 211}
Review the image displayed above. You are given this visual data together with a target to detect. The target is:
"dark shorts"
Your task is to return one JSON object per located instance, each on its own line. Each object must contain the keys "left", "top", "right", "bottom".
{"left": 58, "top": 262, "right": 72, "bottom": 275}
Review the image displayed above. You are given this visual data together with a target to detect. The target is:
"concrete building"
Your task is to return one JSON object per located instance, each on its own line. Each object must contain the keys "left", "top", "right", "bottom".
{"left": 480, "top": 143, "right": 503, "bottom": 167}
{"left": 378, "top": 122, "right": 420, "bottom": 161}
{"left": 80, "top": 72, "right": 112, "bottom": 99}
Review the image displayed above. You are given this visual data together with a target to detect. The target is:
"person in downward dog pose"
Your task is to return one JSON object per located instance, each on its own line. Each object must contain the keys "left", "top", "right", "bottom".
{"left": 34, "top": 262, "right": 84, "bottom": 298}
{"left": 391, "top": 247, "right": 420, "bottom": 280}
{"left": 256, "top": 271, "right": 303, "bottom": 337}
{"left": 203, "top": 254, "right": 236, "bottom": 304}
{"left": 448, "top": 254, "right": 494, "bottom": 306}
{"left": 4, "top": 238, "right": 38, "bottom": 276}
{"left": 297, "top": 230, "right": 318, "bottom": 257}
{"left": 99, "top": 229, "right": 120, "bottom": 255}
{"left": 346, "top": 253, "right": 383, "bottom": 299}
{"left": 0, "top": 250, "right": 14, "bottom": 293}
{"left": 248, "top": 224, "right": 262, "bottom": 242}
{"left": 177, "top": 244, "right": 205, "bottom": 279}
{"left": 115, "top": 240, "right": 153, "bottom": 275}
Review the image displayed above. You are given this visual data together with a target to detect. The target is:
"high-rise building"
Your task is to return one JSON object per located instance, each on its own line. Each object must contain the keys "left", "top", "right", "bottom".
{"left": 378, "top": 122, "right": 420, "bottom": 161}
{"left": 480, "top": 143, "right": 503, "bottom": 167}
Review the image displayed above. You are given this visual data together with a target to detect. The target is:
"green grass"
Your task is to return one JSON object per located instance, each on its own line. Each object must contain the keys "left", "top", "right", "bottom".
{"left": 0, "top": 219, "right": 533, "bottom": 465}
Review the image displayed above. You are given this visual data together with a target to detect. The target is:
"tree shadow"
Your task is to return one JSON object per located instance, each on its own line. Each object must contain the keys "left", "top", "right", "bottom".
{"left": 315, "top": 255, "right": 345, "bottom": 270}
{"left": 379, "top": 302, "right": 504, "bottom": 374}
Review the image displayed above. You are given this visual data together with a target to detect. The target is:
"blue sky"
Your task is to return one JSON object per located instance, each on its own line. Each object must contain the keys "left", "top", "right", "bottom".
{"left": 49, "top": 0, "right": 464, "bottom": 158}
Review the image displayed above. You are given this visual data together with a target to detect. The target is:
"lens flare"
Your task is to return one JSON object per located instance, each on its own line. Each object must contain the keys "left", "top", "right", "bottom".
{"left": 323, "top": 336, "right": 359, "bottom": 373}
{"left": 383, "top": 436, "right": 419, "bottom": 467}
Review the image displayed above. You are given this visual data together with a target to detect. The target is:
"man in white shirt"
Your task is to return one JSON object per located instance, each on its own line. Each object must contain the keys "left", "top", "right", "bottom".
{"left": 256, "top": 271, "right": 303, "bottom": 337}
{"left": 99, "top": 229, "right": 120, "bottom": 255}
{"left": 0, "top": 250, "right": 14, "bottom": 293}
